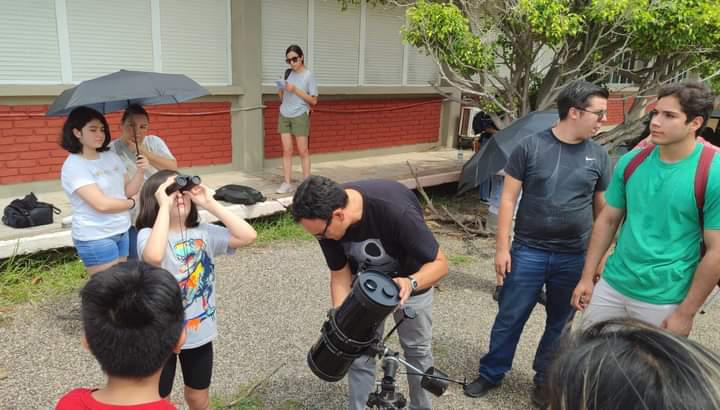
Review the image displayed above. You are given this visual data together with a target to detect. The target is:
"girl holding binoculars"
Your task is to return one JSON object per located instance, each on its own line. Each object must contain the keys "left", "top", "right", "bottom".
{"left": 135, "top": 169, "right": 256, "bottom": 409}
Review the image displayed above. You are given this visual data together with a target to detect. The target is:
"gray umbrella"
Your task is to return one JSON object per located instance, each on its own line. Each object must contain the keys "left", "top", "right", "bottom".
{"left": 47, "top": 69, "right": 209, "bottom": 116}
{"left": 47, "top": 69, "right": 209, "bottom": 152}
{"left": 457, "top": 111, "right": 559, "bottom": 194}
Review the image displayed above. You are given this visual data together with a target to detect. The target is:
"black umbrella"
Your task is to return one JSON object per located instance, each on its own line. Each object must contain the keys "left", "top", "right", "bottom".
{"left": 457, "top": 111, "right": 559, "bottom": 194}
{"left": 46, "top": 69, "right": 209, "bottom": 153}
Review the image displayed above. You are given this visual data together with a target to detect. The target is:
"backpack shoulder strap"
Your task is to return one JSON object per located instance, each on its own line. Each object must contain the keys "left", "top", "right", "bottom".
{"left": 695, "top": 145, "right": 716, "bottom": 229}
{"left": 623, "top": 146, "right": 655, "bottom": 183}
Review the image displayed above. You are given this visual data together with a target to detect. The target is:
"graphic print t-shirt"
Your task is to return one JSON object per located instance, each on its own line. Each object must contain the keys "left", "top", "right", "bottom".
{"left": 137, "top": 223, "right": 232, "bottom": 349}
{"left": 319, "top": 180, "right": 439, "bottom": 278}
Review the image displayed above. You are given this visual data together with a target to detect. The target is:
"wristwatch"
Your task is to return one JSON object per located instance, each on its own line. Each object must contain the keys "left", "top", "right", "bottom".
{"left": 408, "top": 275, "right": 418, "bottom": 291}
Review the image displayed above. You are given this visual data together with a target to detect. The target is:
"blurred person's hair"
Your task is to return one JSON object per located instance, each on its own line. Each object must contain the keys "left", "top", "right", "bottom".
{"left": 291, "top": 175, "right": 348, "bottom": 222}
{"left": 557, "top": 81, "right": 610, "bottom": 120}
{"left": 547, "top": 318, "right": 720, "bottom": 410}
{"left": 81, "top": 261, "right": 184, "bottom": 378}
{"left": 657, "top": 81, "right": 715, "bottom": 135}
{"left": 60, "top": 106, "right": 112, "bottom": 153}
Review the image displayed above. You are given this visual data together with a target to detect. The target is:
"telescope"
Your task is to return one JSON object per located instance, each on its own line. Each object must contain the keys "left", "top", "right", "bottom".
{"left": 307, "top": 271, "right": 466, "bottom": 409}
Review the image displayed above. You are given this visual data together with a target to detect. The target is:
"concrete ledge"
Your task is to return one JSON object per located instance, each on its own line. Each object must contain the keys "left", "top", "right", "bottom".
{"left": 0, "top": 170, "right": 459, "bottom": 259}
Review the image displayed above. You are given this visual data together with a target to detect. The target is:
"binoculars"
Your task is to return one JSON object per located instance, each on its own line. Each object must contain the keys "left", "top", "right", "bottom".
{"left": 165, "top": 175, "right": 201, "bottom": 195}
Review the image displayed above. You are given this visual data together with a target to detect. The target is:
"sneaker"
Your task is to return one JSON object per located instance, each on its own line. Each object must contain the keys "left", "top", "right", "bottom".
{"left": 531, "top": 384, "right": 548, "bottom": 408}
{"left": 463, "top": 376, "right": 500, "bottom": 398}
{"left": 276, "top": 182, "right": 294, "bottom": 194}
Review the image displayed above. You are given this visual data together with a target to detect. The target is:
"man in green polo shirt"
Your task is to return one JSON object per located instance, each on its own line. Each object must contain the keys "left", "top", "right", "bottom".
{"left": 572, "top": 81, "right": 720, "bottom": 336}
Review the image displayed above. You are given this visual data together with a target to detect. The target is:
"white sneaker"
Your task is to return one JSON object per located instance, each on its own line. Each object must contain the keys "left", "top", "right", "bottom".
{"left": 276, "top": 182, "right": 294, "bottom": 194}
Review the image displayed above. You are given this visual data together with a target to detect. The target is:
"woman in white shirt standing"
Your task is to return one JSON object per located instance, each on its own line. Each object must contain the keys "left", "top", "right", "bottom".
{"left": 60, "top": 106, "right": 148, "bottom": 274}
{"left": 276, "top": 44, "right": 318, "bottom": 194}
{"left": 109, "top": 104, "right": 177, "bottom": 260}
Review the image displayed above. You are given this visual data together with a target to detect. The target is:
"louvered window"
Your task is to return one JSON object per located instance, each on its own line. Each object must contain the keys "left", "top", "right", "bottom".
{"left": 66, "top": 0, "right": 154, "bottom": 82}
{"left": 0, "top": 0, "right": 63, "bottom": 84}
{"left": 261, "top": 0, "right": 309, "bottom": 83}
{"left": 159, "top": 0, "right": 230, "bottom": 85}
{"left": 364, "top": 5, "right": 404, "bottom": 85}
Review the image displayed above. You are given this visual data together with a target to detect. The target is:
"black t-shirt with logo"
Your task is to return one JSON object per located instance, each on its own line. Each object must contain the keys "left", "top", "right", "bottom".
{"left": 504, "top": 128, "right": 610, "bottom": 252}
{"left": 319, "top": 179, "right": 439, "bottom": 278}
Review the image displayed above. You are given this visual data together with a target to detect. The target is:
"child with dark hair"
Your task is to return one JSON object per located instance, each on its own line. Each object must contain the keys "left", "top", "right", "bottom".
{"left": 59, "top": 106, "right": 149, "bottom": 275}
{"left": 136, "top": 170, "right": 256, "bottom": 410}
{"left": 55, "top": 261, "right": 185, "bottom": 409}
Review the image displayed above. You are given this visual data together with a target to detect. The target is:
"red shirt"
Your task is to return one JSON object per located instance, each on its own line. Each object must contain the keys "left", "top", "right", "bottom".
{"left": 56, "top": 388, "right": 176, "bottom": 410}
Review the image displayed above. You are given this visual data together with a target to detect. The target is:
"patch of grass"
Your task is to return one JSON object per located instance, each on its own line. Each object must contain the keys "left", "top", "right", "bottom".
{"left": 447, "top": 254, "right": 474, "bottom": 265}
{"left": 0, "top": 247, "right": 86, "bottom": 308}
{"left": 250, "top": 212, "right": 312, "bottom": 245}
{"left": 211, "top": 395, "right": 264, "bottom": 410}
{"left": 211, "top": 382, "right": 265, "bottom": 410}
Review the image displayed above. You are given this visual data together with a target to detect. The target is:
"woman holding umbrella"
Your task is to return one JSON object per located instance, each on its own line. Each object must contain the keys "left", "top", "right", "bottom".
{"left": 60, "top": 106, "right": 148, "bottom": 274}
{"left": 109, "top": 104, "right": 177, "bottom": 259}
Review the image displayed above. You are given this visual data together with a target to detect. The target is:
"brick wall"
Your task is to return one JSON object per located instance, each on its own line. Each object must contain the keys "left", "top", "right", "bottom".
{"left": 606, "top": 93, "right": 655, "bottom": 125}
{"left": 0, "top": 102, "right": 231, "bottom": 185}
{"left": 263, "top": 97, "right": 443, "bottom": 158}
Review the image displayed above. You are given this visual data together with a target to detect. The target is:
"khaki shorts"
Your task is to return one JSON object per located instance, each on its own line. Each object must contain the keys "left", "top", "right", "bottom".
{"left": 277, "top": 112, "right": 310, "bottom": 136}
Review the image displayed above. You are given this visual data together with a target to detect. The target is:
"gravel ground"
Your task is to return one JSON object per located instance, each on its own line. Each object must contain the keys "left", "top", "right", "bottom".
{"left": 2, "top": 234, "right": 720, "bottom": 410}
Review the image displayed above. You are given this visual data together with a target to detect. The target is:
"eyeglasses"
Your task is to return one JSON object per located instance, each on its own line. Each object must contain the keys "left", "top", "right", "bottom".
{"left": 576, "top": 107, "right": 608, "bottom": 119}
{"left": 314, "top": 216, "right": 332, "bottom": 240}
{"left": 286, "top": 56, "right": 300, "bottom": 64}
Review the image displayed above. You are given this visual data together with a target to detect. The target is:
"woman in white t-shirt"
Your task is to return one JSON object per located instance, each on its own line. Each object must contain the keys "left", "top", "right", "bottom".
{"left": 109, "top": 104, "right": 177, "bottom": 260}
{"left": 60, "top": 106, "right": 148, "bottom": 274}
{"left": 276, "top": 44, "right": 318, "bottom": 194}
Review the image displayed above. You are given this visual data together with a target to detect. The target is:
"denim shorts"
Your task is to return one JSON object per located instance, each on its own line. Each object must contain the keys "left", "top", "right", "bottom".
{"left": 73, "top": 231, "right": 130, "bottom": 267}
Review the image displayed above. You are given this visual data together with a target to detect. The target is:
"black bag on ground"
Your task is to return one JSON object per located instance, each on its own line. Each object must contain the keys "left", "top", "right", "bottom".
{"left": 213, "top": 185, "right": 266, "bottom": 205}
{"left": 2, "top": 192, "right": 61, "bottom": 228}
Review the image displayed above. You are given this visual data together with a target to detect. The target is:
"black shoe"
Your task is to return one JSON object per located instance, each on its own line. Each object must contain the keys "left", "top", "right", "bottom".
{"left": 531, "top": 384, "right": 548, "bottom": 408}
{"left": 493, "top": 285, "right": 502, "bottom": 302}
{"left": 463, "top": 376, "right": 500, "bottom": 398}
{"left": 537, "top": 289, "right": 547, "bottom": 306}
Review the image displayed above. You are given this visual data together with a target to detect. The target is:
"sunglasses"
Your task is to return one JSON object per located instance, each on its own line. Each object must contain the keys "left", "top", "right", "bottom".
{"left": 286, "top": 56, "right": 300, "bottom": 64}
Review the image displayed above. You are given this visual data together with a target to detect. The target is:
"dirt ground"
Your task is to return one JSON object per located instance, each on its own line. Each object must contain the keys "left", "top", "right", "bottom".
{"left": 2, "top": 190, "right": 720, "bottom": 409}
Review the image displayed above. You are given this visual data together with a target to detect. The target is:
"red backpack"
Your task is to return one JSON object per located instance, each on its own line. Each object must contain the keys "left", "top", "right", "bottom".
{"left": 623, "top": 144, "right": 716, "bottom": 254}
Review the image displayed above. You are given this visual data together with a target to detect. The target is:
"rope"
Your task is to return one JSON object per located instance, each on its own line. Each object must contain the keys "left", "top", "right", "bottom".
{"left": 0, "top": 105, "right": 266, "bottom": 118}
{"left": 311, "top": 99, "right": 445, "bottom": 114}
{"left": 0, "top": 99, "right": 447, "bottom": 118}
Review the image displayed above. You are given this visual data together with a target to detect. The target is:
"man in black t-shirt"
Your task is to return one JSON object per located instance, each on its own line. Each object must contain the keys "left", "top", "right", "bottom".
{"left": 292, "top": 176, "right": 448, "bottom": 410}
{"left": 463, "top": 81, "right": 611, "bottom": 408}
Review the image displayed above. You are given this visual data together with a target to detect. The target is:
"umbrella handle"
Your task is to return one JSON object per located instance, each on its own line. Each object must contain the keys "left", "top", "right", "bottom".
{"left": 133, "top": 129, "right": 140, "bottom": 158}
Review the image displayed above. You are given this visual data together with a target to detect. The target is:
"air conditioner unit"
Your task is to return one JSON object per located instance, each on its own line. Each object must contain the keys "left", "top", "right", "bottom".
{"left": 458, "top": 106, "right": 482, "bottom": 138}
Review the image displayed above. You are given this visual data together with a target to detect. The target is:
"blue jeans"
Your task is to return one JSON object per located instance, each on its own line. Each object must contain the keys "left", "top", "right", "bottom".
{"left": 478, "top": 242, "right": 584, "bottom": 386}
{"left": 127, "top": 226, "right": 139, "bottom": 260}
{"left": 73, "top": 230, "right": 130, "bottom": 268}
